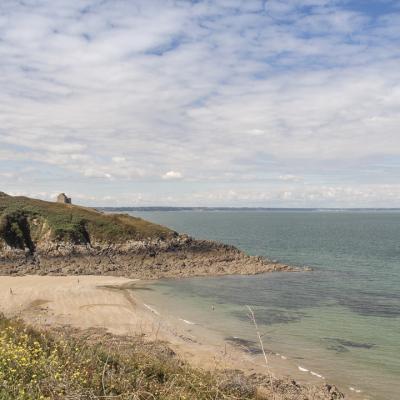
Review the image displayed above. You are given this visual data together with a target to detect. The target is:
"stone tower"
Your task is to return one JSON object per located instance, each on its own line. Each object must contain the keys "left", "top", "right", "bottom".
{"left": 57, "top": 193, "right": 72, "bottom": 204}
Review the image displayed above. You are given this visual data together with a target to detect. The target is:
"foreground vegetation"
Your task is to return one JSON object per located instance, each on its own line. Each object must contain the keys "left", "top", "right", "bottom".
{"left": 0, "top": 314, "right": 257, "bottom": 400}
{"left": 0, "top": 192, "right": 173, "bottom": 247}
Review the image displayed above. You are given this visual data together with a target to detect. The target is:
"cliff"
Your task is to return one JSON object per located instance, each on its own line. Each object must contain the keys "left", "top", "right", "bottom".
{"left": 0, "top": 193, "right": 303, "bottom": 278}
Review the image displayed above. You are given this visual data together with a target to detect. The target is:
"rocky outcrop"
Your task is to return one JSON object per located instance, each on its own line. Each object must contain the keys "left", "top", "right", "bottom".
{"left": 0, "top": 234, "right": 306, "bottom": 279}
{"left": 0, "top": 193, "right": 310, "bottom": 279}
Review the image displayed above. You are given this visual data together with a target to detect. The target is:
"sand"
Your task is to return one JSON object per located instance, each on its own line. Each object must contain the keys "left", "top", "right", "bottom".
{"left": 0, "top": 275, "right": 250, "bottom": 369}
{"left": 0, "top": 275, "right": 360, "bottom": 399}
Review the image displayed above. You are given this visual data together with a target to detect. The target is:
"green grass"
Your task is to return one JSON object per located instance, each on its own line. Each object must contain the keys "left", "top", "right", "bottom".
{"left": 0, "top": 314, "right": 255, "bottom": 400}
{"left": 0, "top": 194, "right": 174, "bottom": 246}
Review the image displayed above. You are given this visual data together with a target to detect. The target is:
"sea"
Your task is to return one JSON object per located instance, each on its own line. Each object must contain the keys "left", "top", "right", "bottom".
{"left": 128, "top": 210, "right": 400, "bottom": 400}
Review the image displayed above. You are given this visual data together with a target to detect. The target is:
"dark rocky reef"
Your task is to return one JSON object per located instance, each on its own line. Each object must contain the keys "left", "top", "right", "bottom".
{"left": 0, "top": 234, "right": 304, "bottom": 279}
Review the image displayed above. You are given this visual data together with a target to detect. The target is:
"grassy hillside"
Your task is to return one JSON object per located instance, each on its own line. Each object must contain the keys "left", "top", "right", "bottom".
{"left": 0, "top": 193, "right": 174, "bottom": 248}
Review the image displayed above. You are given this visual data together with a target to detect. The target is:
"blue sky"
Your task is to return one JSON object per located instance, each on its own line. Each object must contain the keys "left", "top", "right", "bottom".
{"left": 1, "top": 0, "right": 400, "bottom": 207}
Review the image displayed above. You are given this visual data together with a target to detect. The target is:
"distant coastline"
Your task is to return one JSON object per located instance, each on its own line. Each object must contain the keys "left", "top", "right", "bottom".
{"left": 99, "top": 206, "right": 400, "bottom": 212}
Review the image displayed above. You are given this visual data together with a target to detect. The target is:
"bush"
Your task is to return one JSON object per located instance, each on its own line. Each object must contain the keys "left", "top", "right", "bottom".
{"left": 0, "top": 315, "right": 255, "bottom": 400}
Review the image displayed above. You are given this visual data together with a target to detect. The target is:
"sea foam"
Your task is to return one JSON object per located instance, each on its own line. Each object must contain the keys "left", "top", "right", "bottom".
{"left": 179, "top": 318, "right": 196, "bottom": 325}
{"left": 143, "top": 304, "right": 160, "bottom": 315}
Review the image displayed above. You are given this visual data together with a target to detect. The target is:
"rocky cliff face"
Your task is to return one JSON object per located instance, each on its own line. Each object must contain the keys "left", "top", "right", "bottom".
{"left": 0, "top": 233, "right": 303, "bottom": 279}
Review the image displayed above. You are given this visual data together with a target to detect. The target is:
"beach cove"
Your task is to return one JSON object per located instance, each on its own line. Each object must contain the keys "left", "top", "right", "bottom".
{"left": 0, "top": 274, "right": 349, "bottom": 399}
{"left": 1, "top": 195, "right": 398, "bottom": 399}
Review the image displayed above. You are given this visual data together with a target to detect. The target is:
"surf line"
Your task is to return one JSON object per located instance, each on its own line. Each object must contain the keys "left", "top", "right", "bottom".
{"left": 179, "top": 318, "right": 196, "bottom": 325}
{"left": 298, "top": 366, "right": 309, "bottom": 372}
{"left": 143, "top": 303, "right": 160, "bottom": 315}
{"left": 310, "top": 371, "right": 325, "bottom": 379}
{"left": 298, "top": 366, "right": 325, "bottom": 380}
{"left": 275, "top": 352, "right": 288, "bottom": 360}
{"left": 349, "top": 387, "right": 362, "bottom": 394}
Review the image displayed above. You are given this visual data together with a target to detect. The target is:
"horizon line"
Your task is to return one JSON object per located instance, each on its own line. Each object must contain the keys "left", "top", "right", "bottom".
{"left": 96, "top": 206, "right": 400, "bottom": 211}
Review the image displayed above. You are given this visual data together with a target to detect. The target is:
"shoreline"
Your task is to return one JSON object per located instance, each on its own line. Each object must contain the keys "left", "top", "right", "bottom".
{"left": 132, "top": 277, "right": 368, "bottom": 400}
{"left": 0, "top": 235, "right": 309, "bottom": 279}
{"left": 0, "top": 274, "right": 356, "bottom": 400}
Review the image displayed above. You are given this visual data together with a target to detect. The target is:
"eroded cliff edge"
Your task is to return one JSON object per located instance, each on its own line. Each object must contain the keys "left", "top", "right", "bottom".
{"left": 0, "top": 192, "right": 305, "bottom": 279}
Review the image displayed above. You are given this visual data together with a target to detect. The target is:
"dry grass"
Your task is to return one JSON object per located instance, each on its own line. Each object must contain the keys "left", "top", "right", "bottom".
{"left": 0, "top": 312, "right": 343, "bottom": 400}
{"left": 0, "top": 314, "right": 258, "bottom": 400}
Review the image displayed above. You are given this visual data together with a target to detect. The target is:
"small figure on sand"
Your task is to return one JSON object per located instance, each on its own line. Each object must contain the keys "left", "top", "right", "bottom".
{"left": 9, "top": 288, "right": 13, "bottom": 295}
{"left": 211, "top": 304, "right": 215, "bottom": 311}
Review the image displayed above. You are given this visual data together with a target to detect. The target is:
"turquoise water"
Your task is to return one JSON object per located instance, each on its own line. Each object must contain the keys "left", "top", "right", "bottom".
{"left": 131, "top": 211, "right": 400, "bottom": 400}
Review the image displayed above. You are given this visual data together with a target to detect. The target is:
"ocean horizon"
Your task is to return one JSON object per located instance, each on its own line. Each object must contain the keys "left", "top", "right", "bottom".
{"left": 101, "top": 207, "right": 400, "bottom": 212}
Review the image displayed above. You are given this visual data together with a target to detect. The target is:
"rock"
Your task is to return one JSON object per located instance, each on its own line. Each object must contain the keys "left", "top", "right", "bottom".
{"left": 0, "top": 234, "right": 311, "bottom": 280}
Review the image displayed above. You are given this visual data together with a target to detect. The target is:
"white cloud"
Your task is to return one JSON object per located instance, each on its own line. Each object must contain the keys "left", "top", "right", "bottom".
{"left": 279, "top": 175, "right": 303, "bottom": 182}
{"left": 11, "top": 183, "right": 400, "bottom": 208}
{"left": 162, "top": 171, "right": 183, "bottom": 180}
{"left": 0, "top": 0, "right": 399, "bottom": 206}
{"left": 112, "top": 156, "right": 126, "bottom": 163}
{"left": 246, "top": 129, "right": 265, "bottom": 136}
{"left": 83, "top": 169, "right": 113, "bottom": 180}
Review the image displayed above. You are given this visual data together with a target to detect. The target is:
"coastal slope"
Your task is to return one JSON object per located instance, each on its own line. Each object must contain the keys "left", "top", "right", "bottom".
{"left": 0, "top": 192, "right": 299, "bottom": 278}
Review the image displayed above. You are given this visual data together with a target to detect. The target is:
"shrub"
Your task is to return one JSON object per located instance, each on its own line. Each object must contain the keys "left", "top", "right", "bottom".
{"left": 0, "top": 315, "right": 255, "bottom": 400}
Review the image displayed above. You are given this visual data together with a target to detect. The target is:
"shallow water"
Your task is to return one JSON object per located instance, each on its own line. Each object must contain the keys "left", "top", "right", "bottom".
{"left": 131, "top": 211, "right": 400, "bottom": 400}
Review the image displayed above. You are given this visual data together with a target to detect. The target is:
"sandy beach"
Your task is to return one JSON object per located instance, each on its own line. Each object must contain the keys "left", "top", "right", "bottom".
{"left": 0, "top": 275, "right": 363, "bottom": 399}
{"left": 0, "top": 275, "right": 261, "bottom": 372}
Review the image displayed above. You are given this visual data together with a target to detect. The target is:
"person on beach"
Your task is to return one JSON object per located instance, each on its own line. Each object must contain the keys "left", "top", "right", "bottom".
{"left": 9, "top": 288, "right": 13, "bottom": 295}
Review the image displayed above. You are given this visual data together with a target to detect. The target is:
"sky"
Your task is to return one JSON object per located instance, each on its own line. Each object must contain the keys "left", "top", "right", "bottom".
{"left": 1, "top": 0, "right": 400, "bottom": 207}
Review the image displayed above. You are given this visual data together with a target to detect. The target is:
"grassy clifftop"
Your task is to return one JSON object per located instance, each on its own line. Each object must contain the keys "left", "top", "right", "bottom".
{"left": 0, "top": 192, "right": 174, "bottom": 249}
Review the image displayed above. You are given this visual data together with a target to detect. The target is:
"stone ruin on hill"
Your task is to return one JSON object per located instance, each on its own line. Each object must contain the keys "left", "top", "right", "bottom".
{"left": 57, "top": 193, "right": 72, "bottom": 204}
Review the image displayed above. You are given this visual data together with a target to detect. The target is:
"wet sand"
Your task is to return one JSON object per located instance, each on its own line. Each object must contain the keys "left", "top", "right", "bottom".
{"left": 0, "top": 275, "right": 360, "bottom": 399}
